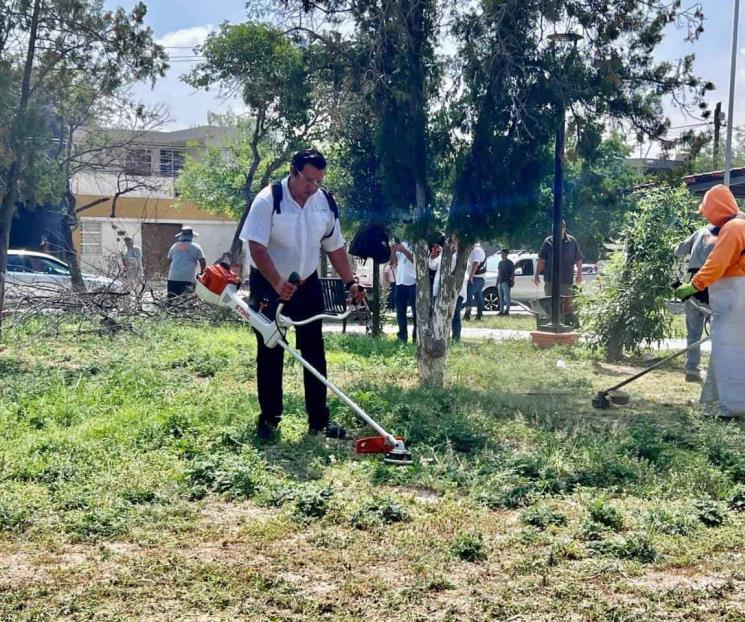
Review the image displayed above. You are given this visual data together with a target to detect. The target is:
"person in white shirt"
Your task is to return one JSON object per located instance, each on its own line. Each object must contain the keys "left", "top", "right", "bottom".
{"left": 429, "top": 241, "right": 469, "bottom": 341}
{"left": 464, "top": 241, "right": 486, "bottom": 320}
{"left": 240, "top": 149, "right": 363, "bottom": 440}
{"left": 390, "top": 240, "right": 417, "bottom": 342}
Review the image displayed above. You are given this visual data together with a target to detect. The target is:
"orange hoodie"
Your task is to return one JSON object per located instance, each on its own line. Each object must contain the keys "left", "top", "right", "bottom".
{"left": 691, "top": 184, "right": 745, "bottom": 290}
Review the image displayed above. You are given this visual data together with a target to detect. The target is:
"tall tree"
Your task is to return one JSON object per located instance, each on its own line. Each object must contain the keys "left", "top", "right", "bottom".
{"left": 0, "top": 0, "right": 167, "bottom": 327}
{"left": 257, "top": 0, "right": 712, "bottom": 386}
{"left": 183, "top": 21, "right": 348, "bottom": 261}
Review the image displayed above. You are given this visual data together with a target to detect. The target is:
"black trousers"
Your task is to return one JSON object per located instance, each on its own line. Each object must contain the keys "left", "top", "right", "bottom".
{"left": 167, "top": 280, "right": 194, "bottom": 300}
{"left": 249, "top": 269, "right": 330, "bottom": 430}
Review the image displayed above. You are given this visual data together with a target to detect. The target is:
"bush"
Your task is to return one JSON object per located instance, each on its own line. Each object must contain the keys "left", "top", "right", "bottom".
{"left": 587, "top": 498, "right": 624, "bottom": 531}
{"left": 521, "top": 505, "right": 567, "bottom": 530}
{"left": 580, "top": 186, "right": 697, "bottom": 359}
{"left": 451, "top": 531, "right": 487, "bottom": 562}
{"left": 695, "top": 499, "right": 726, "bottom": 527}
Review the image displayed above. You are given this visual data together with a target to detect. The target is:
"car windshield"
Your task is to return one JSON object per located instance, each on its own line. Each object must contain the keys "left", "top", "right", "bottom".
{"left": 485, "top": 256, "right": 500, "bottom": 272}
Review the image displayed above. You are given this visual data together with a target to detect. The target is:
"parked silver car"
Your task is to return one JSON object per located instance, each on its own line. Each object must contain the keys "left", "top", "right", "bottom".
{"left": 5, "top": 250, "right": 123, "bottom": 296}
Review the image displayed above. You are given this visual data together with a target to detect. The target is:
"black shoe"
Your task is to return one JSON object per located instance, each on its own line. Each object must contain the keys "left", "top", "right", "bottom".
{"left": 309, "top": 420, "right": 347, "bottom": 439}
{"left": 504, "top": 311, "right": 510, "bottom": 316}
{"left": 256, "top": 419, "right": 278, "bottom": 440}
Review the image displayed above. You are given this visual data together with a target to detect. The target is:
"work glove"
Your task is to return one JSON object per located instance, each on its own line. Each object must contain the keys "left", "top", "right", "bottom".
{"left": 674, "top": 282, "right": 698, "bottom": 301}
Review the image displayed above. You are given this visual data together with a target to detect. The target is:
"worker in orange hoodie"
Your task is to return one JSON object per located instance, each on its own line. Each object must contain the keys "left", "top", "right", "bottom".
{"left": 675, "top": 184, "right": 745, "bottom": 416}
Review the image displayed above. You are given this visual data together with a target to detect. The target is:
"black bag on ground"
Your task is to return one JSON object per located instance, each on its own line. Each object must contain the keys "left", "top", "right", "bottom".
{"left": 349, "top": 224, "right": 391, "bottom": 263}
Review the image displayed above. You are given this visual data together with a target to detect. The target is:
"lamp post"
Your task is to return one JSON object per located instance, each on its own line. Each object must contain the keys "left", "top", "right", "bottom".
{"left": 546, "top": 31, "right": 582, "bottom": 333}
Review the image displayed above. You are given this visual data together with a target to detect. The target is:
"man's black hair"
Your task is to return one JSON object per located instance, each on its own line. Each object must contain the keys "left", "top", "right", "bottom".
{"left": 291, "top": 148, "right": 326, "bottom": 172}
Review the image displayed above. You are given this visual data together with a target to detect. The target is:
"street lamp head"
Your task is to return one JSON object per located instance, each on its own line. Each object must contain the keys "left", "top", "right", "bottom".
{"left": 547, "top": 32, "right": 583, "bottom": 45}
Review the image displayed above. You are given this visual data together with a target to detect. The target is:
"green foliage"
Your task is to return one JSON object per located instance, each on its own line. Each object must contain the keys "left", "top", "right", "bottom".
{"left": 587, "top": 498, "right": 624, "bottom": 531}
{"left": 521, "top": 505, "right": 567, "bottom": 530}
{"left": 695, "top": 499, "right": 726, "bottom": 528}
{"left": 349, "top": 497, "right": 409, "bottom": 529}
{"left": 293, "top": 487, "right": 333, "bottom": 521}
{"left": 581, "top": 185, "right": 698, "bottom": 358}
{"left": 176, "top": 119, "right": 285, "bottom": 220}
{"left": 645, "top": 505, "right": 698, "bottom": 536}
{"left": 451, "top": 531, "right": 487, "bottom": 562}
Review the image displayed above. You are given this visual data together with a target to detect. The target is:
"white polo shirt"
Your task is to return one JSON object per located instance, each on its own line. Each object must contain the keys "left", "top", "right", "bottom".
{"left": 395, "top": 241, "right": 416, "bottom": 286}
{"left": 240, "top": 176, "right": 345, "bottom": 280}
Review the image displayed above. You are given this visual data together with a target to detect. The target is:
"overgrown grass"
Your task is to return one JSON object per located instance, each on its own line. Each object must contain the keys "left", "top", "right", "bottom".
{"left": 1, "top": 315, "right": 744, "bottom": 620}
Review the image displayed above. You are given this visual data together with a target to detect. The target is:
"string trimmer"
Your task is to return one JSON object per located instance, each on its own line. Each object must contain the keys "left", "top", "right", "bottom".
{"left": 591, "top": 297, "right": 712, "bottom": 409}
{"left": 195, "top": 263, "right": 413, "bottom": 466}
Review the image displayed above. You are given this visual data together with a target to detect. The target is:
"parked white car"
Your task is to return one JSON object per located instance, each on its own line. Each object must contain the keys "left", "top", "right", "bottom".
{"left": 5, "top": 250, "right": 124, "bottom": 296}
{"left": 481, "top": 251, "right": 598, "bottom": 311}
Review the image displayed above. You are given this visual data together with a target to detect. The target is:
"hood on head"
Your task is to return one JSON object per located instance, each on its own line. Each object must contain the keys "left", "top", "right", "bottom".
{"left": 699, "top": 184, "right": 739, "bottom": 226}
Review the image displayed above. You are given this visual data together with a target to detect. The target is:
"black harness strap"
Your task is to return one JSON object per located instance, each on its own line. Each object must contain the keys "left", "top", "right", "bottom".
{"left": 270, "top": 182, "right": 339, "bottom": 238}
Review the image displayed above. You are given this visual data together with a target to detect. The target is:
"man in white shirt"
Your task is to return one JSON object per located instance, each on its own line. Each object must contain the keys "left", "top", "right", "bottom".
{"left": 464, "top": 241, "right": 486, "bottom": 320}
{"left": 390, "top": 240, "right": 417, "bottom": 342}
{"left": 240, "top": 149, "right": 363, "bottom": 440}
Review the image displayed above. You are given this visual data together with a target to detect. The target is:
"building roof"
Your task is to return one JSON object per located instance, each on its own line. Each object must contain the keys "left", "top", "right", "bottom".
{"left": 683, "top": 167, "right": 745, "bottom": 197}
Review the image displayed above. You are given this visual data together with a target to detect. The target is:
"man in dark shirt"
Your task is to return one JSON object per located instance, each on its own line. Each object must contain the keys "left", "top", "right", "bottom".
{"left": 535, "top": 220, "right": 583, "bottom": 325}
{"left": 496, "top": 249, "right": 514, "bottom": 316}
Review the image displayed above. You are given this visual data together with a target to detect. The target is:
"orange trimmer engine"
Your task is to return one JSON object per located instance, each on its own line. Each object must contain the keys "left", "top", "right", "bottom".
{"left": 199, "top": 262, "right": 241, "bottom": 295}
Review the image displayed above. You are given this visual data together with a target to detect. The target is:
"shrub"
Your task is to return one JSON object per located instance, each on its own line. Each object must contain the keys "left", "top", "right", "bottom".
{"left": 294, "top": 487, "right": 332, "bottom": 521}
{"left": 451, "top": 531, "right": 487, "bottom": 562}
{"left": 588, "top": 498, "right": 624, "bottom": 531}
{"left": 645, "top": 506, "right": 698, "bottom": 536}
{"left": 580, "top": 186, "right": 697, "bottom": 359}
{"left": 695, "top": 499, "right": 726, "bottom": 527}
{"left": 728, "top": 487, "right": 745, "bottom": 512}
{"left": 349, "top": 497, "right": 409, "bottom": 529}
{"left": 522, "top": 505, "right": 567, "bottom": 530}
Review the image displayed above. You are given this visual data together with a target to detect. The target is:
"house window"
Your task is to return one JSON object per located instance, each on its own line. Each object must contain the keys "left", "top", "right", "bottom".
{"left": 124, "top": 149, "right": 152, "bottom": 176}
{"left": 160, "top": 149, "right": 184, "bottom": 177}
{"left": 80, "top": 220, "right": 103, "bottom": 256}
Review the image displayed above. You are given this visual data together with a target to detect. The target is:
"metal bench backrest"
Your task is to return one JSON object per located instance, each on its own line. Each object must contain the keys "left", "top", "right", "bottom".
{"left": 319, "top": 278, "right": 347, "bottom": 314}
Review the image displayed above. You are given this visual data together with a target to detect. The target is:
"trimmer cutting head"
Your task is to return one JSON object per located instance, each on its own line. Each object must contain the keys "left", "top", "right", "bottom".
{"left": 592, "top": 392, "right": 611, "bottom": 409}
{"left": 384, "top": 449, "right": 414, "bottom": 466}
{"left": 356, "top": 435, "right": 413, "bottom": 466}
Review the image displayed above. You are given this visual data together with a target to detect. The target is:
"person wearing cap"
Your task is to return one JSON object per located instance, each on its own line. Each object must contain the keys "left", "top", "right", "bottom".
{"left": 239, "top": 148, "right": 364, "bottom": 440}
{"left": 675, "top": 184, "right": 745, "bottom": 416}
{"left": 496, "top": 249, "right": 514, "bottom": 316}
{"left": 674, "top": 225, "right": 716, "bottom": 382}
{"left": 121, "top": 235, "right": 143, "bottom": 290}
{"left": 166, "top": 226, "right": 206, "bottom": 300}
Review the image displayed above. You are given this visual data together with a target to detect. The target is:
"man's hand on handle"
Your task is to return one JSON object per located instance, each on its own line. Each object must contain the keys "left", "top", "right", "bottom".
{"left": 273, "top": 277, "right": 298, "bottom": 300}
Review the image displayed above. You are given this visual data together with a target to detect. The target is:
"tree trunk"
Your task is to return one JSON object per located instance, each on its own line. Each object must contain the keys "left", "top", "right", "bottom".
{"left": 60, "top": 191, "right": 86, "bottom": 292}
{"left": 0, "top": 0, "right": 42, "bottom": 335}
{"left": 414, "top": 237, "right": 470, "bottom": 387}
{"left": 372, "top": 259, "right": 382, "bottom": 337}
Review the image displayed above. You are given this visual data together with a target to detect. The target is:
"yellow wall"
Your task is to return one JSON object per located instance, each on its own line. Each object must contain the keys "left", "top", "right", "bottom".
{"left": 75, "top": 194, "right": 221, "bottom": 221}
{"left": 72, "top": 194, "right": 230, "bottom": 251}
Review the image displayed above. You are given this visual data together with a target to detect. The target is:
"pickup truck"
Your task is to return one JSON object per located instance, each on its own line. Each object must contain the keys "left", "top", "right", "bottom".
{"left": 481, "top": 251, "right": 597, "bottom": 311}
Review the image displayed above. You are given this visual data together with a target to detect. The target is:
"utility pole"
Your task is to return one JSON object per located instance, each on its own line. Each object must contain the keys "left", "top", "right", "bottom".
{"left": 713, "top": 101, "right": 722, "bottom": 168}
{"left": 724, "top": 0, "right": 741, "bottom": 186}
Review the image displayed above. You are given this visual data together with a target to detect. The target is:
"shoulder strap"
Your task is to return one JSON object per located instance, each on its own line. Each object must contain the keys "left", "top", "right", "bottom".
{"left": 319, "top": 188, "right": 339, "bottom": 240}
{"left": 271, "top": 182, "right": 282, "bottom": 214}
{"left": 321, "top": 188, "right": 339, "bottom": 219}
